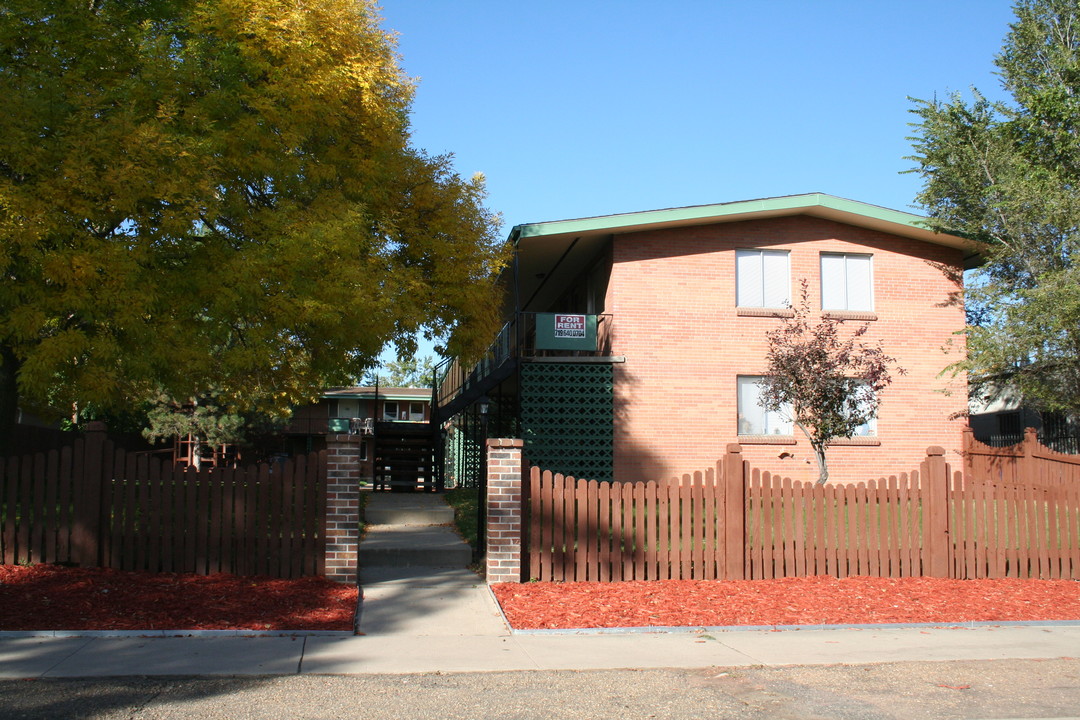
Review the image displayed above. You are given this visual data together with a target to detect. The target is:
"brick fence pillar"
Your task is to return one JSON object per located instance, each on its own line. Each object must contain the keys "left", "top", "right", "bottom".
{"left": 325, "top": 434, "right": 363, "bottom": 584}
{"left": 485, "top": 438, "right": 525, "bottom": 584}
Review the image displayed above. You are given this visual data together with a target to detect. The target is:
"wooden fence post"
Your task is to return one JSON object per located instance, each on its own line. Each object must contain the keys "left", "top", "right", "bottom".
{"left": 1023, "top": 427, "right": 1039, "bottom": 482}
{"left": 921, "top": 445, "right": 950, "bottom": 578}
{"left": 72, "top": 421, "right": 107, "bottom": 568}
{"left": 961, "top": 426, "right": 975, "bottom": 480}
{"left": 722, "top": 443, "right": 745, "bottom": 580}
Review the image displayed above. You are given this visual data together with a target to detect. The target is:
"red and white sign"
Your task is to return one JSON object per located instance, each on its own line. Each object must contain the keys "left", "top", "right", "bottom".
{"left": 553, "top": 314, "right": 587, "bottom": 338}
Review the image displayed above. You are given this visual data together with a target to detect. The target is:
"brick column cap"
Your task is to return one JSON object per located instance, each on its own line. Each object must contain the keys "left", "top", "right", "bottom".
{"left": 487, "top": 438, "right": 524, "bottom": 448}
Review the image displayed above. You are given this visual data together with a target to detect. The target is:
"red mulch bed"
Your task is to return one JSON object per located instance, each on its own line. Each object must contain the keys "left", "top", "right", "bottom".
{"left": 492, "top": 576, "right": 1080, "bottom": 630}
{"left": 6, "top": 566, "right": 1079, "bottom": 633}
{"left": 0, "top": 565, "right": 357, "bottom": 631}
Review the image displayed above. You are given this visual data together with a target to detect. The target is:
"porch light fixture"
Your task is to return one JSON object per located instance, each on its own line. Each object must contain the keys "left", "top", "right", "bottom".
{"left": 477, "top": 396, "right": 491, "bottom": 417}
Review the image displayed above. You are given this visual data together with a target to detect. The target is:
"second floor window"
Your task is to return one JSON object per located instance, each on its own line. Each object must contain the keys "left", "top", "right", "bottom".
{"left": 821, "top": 252, "right": 873, "bottom": 311}
{"left": 736, "top": 249, "right": 790, "bottom": 308}
{"left": 383, "top": 401, "right": 398, "bottom": 421}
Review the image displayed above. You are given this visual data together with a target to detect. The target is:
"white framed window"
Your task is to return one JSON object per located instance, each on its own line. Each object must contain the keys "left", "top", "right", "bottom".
{"left": 736, "top": 249, "right": 790, "bottom": 308}
{"left": 820, "top": 253, "right": 873, "bottom": 311}
{"left": 737, "top": 376, "right": 793, "bottom": 436}
{"left": 409, "top": 402, "right": 425, "bottom": 421}
{"left": 382, "top": 401, "right": 398, "bottom": 421}
{"left": 334, "top": 399, "right": 360, "bottom": 419}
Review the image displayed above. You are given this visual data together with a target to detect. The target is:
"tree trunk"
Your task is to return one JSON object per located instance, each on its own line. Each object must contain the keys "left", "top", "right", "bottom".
{"left": 794, "top": 422, "right": 831, "bottom": 485}
{"left": 192, "top": 435, "right": 203, "bottom": 470}
{"left": 813, "top": 443, "right": 830, "bottom": 485}
{"left": 0, "top": 344, "right": 21, "bottom": 457}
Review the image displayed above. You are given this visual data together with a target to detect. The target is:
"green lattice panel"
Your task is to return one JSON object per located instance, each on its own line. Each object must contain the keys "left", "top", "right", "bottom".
{"left": 521, "top": 363, "right": 614, "bottom": 482}
{"left": 443, "top": 416, "right": 484, "bottom": 489}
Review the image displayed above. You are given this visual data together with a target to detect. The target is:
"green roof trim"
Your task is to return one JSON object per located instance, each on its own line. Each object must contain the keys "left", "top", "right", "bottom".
{"left": 508, "top": 193, "right": 970, "bottom": 251}
{"left": 320, "top": 388, "right": 430, "bottom": 402}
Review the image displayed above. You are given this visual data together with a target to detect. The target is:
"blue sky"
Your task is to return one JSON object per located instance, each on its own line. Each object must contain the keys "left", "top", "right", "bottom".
{"left": 375, "top": 1, "right": 1019, "bottom": 361}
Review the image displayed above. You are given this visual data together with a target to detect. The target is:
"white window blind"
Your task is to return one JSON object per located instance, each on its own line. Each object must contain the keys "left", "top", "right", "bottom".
{"left": 821, "top": 253, "right": 873, "bottom": 311}
{"left": 736, "top": 249, "right": 790, "bottom": 308}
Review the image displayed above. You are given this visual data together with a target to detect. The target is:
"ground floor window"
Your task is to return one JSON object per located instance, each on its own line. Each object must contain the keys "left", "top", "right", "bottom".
{"left": 737, "top": 375, "right": 792, "bottom": 436}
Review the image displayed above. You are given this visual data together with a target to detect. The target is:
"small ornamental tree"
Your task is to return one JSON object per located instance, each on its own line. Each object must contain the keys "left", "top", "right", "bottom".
{"left": 760, "top": 283, "right": 904, "bottom": 484}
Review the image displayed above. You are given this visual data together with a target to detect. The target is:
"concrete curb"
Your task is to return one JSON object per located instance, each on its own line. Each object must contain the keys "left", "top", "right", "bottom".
{"left": 9, "top": 619, "right": 1080, "bottom": 640}
{"left": 509, "top": 619, "right": 1080, "bottom": 635}
{"left": 0, "top": 630, "right": 355, "bottom": 639}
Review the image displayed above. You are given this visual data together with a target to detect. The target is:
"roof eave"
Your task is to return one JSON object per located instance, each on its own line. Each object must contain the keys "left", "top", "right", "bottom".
{"left": 509, "top": 193, "right": 975, "bottom": 253}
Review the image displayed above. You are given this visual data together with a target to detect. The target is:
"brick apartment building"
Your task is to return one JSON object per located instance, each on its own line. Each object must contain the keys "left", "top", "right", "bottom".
{"left": 436, "top": 194, "right": 976, "bottom": 485}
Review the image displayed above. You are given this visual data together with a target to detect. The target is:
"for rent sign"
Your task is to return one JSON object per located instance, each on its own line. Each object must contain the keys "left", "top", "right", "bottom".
{"left": 553, "top": 314, "right": 587, "bottom": 338}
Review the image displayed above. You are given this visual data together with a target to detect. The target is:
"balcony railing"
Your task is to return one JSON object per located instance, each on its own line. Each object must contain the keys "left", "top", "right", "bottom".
{"left": 283, "top": 417, "right": 376, "bottom": 435}
{"left": 436, "top": 312, "right": 612, "bottom": 409}
{"left": 984, "top": 432, "right": 1079, "bottom": 454}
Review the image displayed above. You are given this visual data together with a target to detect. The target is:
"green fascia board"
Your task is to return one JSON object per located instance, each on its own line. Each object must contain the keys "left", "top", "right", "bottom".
{"left": 508, "top": 193, "right": 972, "bottom": 251}
{"left": 321, "top": 390, "right": 430, "bottom": 401}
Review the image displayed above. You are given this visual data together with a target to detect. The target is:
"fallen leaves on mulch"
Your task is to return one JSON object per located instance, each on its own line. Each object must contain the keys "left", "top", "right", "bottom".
{"left": 492, "top": 576, "right": 1080, "bottom": 630}
{"left": 0, "top": 565, "right": 357, "bottom": 631}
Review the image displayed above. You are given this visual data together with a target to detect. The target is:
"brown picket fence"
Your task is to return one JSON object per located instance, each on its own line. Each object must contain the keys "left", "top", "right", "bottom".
{"left": 526, "top": 438, "right": 1080, "bottom": 582}
{"left": 1, "top": 424, "right": 327, "bottom": 578}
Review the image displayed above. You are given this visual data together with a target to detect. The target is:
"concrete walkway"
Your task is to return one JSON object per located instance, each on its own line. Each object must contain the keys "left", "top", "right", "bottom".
{"left": 2, "top": 491, "right": 1079, "bottom": 677}
{"left": 4, "top": 623, "right": 1080, "bottom": 678}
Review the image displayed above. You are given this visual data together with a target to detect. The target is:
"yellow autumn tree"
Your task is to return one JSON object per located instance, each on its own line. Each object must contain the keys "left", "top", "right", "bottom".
{"left": 0, "top": 0, "right": 506, "bottom": 444}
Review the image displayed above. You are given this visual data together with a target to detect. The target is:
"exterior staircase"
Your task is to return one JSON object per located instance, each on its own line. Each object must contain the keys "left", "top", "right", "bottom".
{"left": 373, "top": 421, "right": 437, "bottom": 492}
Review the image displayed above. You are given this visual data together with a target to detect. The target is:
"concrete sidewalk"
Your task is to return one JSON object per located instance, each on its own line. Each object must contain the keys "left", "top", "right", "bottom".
{"left": 3, "top": 622, "right": 1080, "bottom": 678}
{"left": 3, "top": 491, "right": 1079, "bottom": 678}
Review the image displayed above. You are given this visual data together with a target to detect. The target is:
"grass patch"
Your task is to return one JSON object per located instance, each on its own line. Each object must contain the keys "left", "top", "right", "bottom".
{"left": 357, "top": 489, "right": 369, "bottom": 538}
{"left": 444, "top": 485, "right": 479, "bottom": 548}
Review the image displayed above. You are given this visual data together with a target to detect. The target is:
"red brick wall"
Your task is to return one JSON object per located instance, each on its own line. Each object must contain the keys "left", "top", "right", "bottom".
{"left": 325, "top": 434, "right": 362, "bottom": 583}
{"left": 485, "top": 438, "right": 525, "bottom": 584}
{"left": 608, "top": 215, "right": 968, "bottom": 483}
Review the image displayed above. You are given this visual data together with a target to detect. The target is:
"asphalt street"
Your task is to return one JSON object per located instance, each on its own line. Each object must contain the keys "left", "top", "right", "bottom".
{"left": 3, "top": 658, "right": 1079, "bottom": 720}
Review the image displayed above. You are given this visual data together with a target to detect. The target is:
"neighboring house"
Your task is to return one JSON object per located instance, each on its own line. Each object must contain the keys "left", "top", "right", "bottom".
{"left": 286, "top": 386, "right": 432, "bottom": 482}
{"left": 968, "top": 382, "right": 1079, "bottom": 453}
{"left": 436, "top": 193, "right": 975, "bottom": 485}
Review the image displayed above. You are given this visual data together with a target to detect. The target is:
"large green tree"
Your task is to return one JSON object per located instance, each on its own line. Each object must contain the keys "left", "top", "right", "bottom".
{"left": 908, "top": 0, "right": 1080, "bottom": 416}
{"left": 0, "top": 0, "right": 505, "bottom": 450}
{"left": 363, "top": 354, "right": 437, "bottom": 388}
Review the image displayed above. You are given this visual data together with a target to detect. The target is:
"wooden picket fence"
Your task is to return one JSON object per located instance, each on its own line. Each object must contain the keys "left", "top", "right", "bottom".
{"left": 526, "top": 435, "right": 1080, "bottom": 583}
{"left": 1, "top": 424, "right": 328, "bottom": 578}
